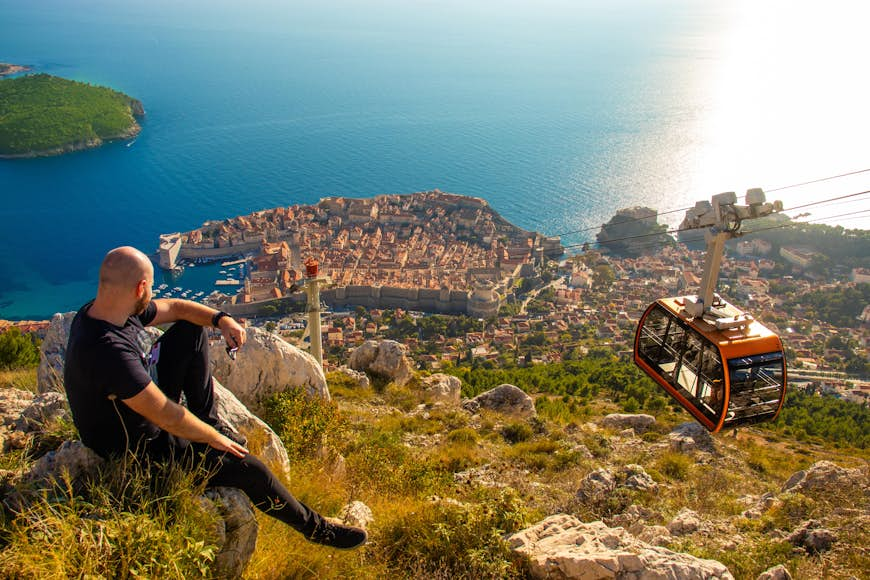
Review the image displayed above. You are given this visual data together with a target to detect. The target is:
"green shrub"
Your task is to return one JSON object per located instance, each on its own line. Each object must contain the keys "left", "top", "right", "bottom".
{"left": 447, "top": 427, "right": 479, "bottom": 445}
{"left": 0, "top": 328, "right": 40, "bottom": 370}
{"left": 380, "top": 489, "right": 528, "bottom": 578}
{"left": 261, "top": 388, "right": 346, "bottom": 460}
{"left": 501, "top": 422, "right": 533, "bottom": 444}
{"left": 656, "top": 451, "right": 691, "bottom": 481}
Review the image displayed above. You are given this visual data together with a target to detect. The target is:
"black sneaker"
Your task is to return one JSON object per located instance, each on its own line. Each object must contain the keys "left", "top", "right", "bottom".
{"left": 308, "top": 518, "right": 368, "bottom": 550}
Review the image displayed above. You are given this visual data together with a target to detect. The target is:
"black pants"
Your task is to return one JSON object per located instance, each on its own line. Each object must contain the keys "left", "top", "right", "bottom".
{"left": 149, "top": 321, "right": 323, "bottom": 536}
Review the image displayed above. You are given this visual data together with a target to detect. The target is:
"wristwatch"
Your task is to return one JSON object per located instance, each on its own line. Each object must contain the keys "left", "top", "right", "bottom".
{"left": 212, "top": 311, "right": 231, "bottom": 328}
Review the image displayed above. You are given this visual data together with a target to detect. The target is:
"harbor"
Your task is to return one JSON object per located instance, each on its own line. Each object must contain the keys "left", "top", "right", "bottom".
{"left": 152, "top": 255, "right": 249, "bottom": 304}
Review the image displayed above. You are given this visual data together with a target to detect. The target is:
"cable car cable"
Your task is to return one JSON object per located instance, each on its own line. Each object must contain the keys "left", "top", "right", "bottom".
{"left": 555, "top": 168, "right": 870, "bottom": 238}
{"left": 765, "top": 168, "right": 870, "bottom": 193}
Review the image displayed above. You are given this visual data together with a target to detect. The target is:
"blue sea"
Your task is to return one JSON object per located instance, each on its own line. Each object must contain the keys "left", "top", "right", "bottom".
{"left": 2, "top": 0, "right": 868, "bottom": 320}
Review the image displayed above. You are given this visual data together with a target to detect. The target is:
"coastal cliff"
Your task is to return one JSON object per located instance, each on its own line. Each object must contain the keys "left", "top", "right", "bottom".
{"left": 0, "top": 74, "right": 144, "bottom": 158}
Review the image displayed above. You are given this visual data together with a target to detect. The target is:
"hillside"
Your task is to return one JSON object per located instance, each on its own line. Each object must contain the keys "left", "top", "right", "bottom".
{"left": 1, "top": 335, "right": 867, "bottom": 579}
{"left": 0, "top": 74, "right": 143, "bottom": 157}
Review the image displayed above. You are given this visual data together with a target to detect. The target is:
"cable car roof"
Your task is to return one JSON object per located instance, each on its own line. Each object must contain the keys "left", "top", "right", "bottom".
{"left": 655, "top": 297, "right": 783, "bottom": 359}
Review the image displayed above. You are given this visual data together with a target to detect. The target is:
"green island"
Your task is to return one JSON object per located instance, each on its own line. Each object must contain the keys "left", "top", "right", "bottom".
{"left": 0, "top": 73, "right": 144, "bottom": 158}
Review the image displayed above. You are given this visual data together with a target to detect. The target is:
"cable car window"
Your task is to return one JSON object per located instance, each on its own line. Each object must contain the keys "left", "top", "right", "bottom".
{"left": 638, "top": 306, "right": 723, "bottom": 424}
{"left": 724, "top": 352, "right": 784, "bottom": 426}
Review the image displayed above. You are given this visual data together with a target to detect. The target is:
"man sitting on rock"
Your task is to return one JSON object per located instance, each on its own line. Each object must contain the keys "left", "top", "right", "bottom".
{"left": 63, "top": 246, "right": 366, "bottom": 550}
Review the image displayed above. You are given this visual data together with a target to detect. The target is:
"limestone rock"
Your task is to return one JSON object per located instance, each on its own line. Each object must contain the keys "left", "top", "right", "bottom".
{"left": 333, "top": 366, "right": 370, "bottom": 389}
{"left": 212, "top": 378, "right": 291, "bottom": 479}
{"left": 786, "top": 520, "right": 836, "bottom": 554}
{"left": 622, "top": 464, "right": 659, "bottom": 493}
{"left": 211, "top": 326, "right": 329, "bottom": 414}
{"left": 606, "top": 504, "right": 663, "bottom": 532}
{"left": 337, "top": 500, "right": 374, "bottom": 529}
{"left": 0, "top": 388, "right": 36, "bottom": 451}
{"left": 37, "top": 311, "right": 75, "bottom": 393}
{"left": 667, "top": 508, "right": 702, "bottom": 536}
{"left": 577, "top": 468, "right": 616, "bottom": 501}
{"left": 782, "top": 460, "right": 865, "bottom": 494}
{"left": 757, "top": 565, "right": 792, "bottom": 580}
{"left": 348, "top": 340, "right": 413, "bottom": 386}
{"left": 508, "top": 514, "right": 733, "bottom": 580}
{"left": 201, "top": 487, "right": 258, "bottom": 580}
{"left": 418, "top": 373, "right": 462, "bottom": 404}
{"left": 601, "top": 413, "right": 656, "bottom": 434}
{"left": 669, "top": 422, "right": 716, "bottom": 454}
{"left": 15, "top": 392, "right": 70, "bottom": 433}
{"left": 636, "top": 525, "right": 673, "bottom": 547}
{"left": 24, "top": 440, "right": 104, "bottom": 484}
{"left": 462, "top": 384, "right": 536, "bottom": 417}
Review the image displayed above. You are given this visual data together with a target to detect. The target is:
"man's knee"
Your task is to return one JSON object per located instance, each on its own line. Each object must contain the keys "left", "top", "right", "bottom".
{"left": 160, "top": 319, "right": 208, "bottom": 348}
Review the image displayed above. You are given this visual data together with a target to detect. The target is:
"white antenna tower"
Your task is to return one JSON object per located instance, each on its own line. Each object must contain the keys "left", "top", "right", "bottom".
{"left": 303, "top": 258, "right": 331, "bottom": 368}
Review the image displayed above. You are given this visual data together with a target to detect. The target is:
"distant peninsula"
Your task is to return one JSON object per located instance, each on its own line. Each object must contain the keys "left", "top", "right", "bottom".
{"left": 0, "top": 73, "right": 144, "bottom": 158}
{"left": 0, "top": 62, "right": 32, "bottom": 77}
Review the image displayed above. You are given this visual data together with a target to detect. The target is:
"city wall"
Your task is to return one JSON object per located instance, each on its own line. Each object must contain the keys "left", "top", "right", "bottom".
{"left": 222, "top": 284, "right": 499, "bottom": 318}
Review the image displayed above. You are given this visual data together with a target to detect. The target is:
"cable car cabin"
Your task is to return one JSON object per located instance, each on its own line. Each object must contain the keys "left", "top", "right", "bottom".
{"left": 634, "top": 297, "right": 786, "bottom": 433}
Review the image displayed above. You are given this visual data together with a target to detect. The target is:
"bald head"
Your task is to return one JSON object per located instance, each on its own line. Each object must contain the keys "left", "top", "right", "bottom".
{"left": 99, "top": 246, "right": 153, "bottom": 290}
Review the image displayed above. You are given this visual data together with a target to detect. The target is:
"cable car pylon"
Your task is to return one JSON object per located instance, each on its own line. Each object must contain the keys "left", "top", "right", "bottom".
{"left": 634, "top": 189, "right": 788, "bottom": 433}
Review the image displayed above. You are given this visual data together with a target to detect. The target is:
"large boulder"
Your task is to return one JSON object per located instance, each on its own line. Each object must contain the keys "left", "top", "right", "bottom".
{"left": 508, "top": 514, "right": 733, "bottom": 579}
{"left": 462, "top": 384, "right": 536, "bottom": 417}
{"left": 37, "top": 312, "right": 75, "bottom": 393}
{"left": 211, "top": 326, "right": 328, "bottom": 413}
{"left": 200, "top": 487, "right": 259, "bottom": 579}
{"left": 212, "top": 378, "right": 290, "bottom": 478}
{"left": 418, "top": 373, "right": 462, "bottom": 404}
{"left": 601, "top": 413, "right": 656, "bottom": 434}
{"left": 348, "top": 340, "right": 413, "bottom": 386}
{"left": 781, "top": 461, "right": 865, "bottom": 494}
{"left": 669, "top": 422, "right": 716, "bottom": 454}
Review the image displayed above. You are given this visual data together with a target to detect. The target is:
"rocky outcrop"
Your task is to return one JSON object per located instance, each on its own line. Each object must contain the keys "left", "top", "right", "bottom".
{"left": 418, "top": 373, "right": 462, "bottom": 404}
{"left": 212, "top": 378, "right": 290, "bottom": 478}
{"left": 199, "top": 487, "right": 258, "bottom": 579}
{"left": 348, "top": 340, "right": 413, "bottom": 386}
{"left": 667, "top": 508, "right": 702, "bottom": 536}
{"left": 786, "top": 520, "right": 837, "bottom": 554}
{"left": 211, "top": 326, "right": 329, "bottom": 413}
{"left": 462, "top": 384, "right": 536, "bottom": 417}
{"left": 37, "top": 312, "right": 75, "bottom": 393}
{"left": 669, "top": 422, "right": 716, "bottom": 454}
{"left": 337, "top": 500, "right": 374, "bottom": 529}
{"left": 24, "top": 439, "right": 104, "bottom": 485}
{"left": 508, "top": 514, "right": 733, "bottom": 579}
{"left": 781, "top": 460, "right": 865, "bottom": 494}
{"left": 577, "top": 465, "right": 659, "bottom": 502}
{"left": 757, "top": 565, "right": 792, "bottom": 580}
{"left": 333, "top": 366, "right": 371, "bottom": 389}
{"left": 601, "top": 413, "right": 656, "bottom": 434}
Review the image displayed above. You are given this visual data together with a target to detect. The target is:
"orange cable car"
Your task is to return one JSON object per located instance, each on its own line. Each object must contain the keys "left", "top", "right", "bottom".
{"left": 632, "top": 189, "right": 788, "bottom": 432}
{"left": 634, "top": 296, "right": 787, "bottom": 432}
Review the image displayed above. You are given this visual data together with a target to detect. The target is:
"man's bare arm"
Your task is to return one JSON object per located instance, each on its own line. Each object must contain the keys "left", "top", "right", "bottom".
{"left": 122, "top": 382, "right": 248, "bottom": 458}
{"left": 149, "top": 298, "right": 246, "bottom": 349}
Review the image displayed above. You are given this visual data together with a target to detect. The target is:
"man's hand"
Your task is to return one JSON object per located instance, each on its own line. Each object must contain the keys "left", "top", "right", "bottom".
{"left": 218, "top": 315, "right": 246, "bottom": 351}
{"left": 209, "top": 431, "right": 249, "bottom": 458}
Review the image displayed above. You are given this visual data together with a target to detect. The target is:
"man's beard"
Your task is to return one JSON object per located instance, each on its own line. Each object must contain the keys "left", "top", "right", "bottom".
{"left": 134, "top": 295, "right": 151, "bottom": 315}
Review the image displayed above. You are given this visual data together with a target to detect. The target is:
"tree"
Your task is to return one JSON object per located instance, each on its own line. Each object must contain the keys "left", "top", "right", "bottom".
{"left": 0, "top": 328, "right": 41, "bottom": 369}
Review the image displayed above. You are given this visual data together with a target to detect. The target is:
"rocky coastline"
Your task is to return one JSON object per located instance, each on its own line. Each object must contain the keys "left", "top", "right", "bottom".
{"left": 0, "top": 62, "right": 31, "bottom": 77}
{"left": 0, "top": 119, "right": 142, "bottom": 159}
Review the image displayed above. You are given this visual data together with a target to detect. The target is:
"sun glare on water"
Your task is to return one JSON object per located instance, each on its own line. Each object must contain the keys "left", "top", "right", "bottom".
{"left": 689, "top": 0, "right": 870, "bottom": 228}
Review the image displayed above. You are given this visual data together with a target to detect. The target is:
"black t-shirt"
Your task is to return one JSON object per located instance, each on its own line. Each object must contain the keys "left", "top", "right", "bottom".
{"left": 64, "top": 300, "right": 159, "bottom": 458}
